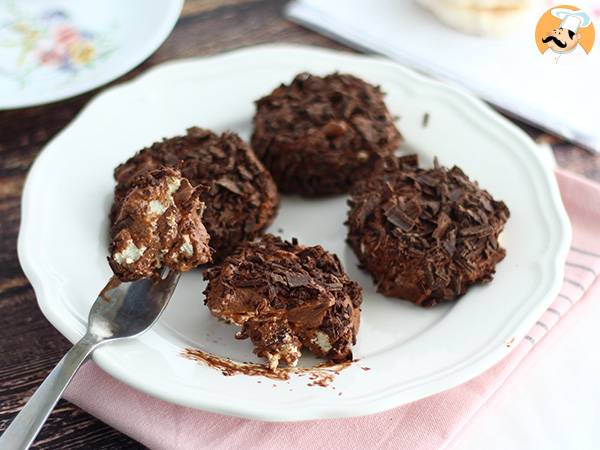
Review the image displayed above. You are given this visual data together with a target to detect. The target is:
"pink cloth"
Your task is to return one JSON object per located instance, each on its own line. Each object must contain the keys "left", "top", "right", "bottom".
{"left": 65, "top": 169, "right": 600, "bottom": 450}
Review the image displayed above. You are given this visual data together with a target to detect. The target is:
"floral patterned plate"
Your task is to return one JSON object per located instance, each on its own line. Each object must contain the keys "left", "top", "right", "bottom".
{"left": 0, "top": 0, "right": 183, "bottom": 109}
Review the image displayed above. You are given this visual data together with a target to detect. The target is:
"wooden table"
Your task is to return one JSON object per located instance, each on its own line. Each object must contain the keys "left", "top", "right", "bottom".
{"left": 1, "top": 1, "right": 599, "bottom": 448}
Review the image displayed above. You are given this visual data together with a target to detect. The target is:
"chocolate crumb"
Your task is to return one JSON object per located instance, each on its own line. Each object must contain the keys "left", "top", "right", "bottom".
{"left": 182, "top": 347, "right": 352, "bottom": 387}
{"left": 422, "top": 112, "right": 430, "bottom": 128}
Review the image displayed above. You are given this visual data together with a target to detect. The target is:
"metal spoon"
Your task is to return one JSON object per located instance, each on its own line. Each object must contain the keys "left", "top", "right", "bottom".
{"left": 0, "top": 269, "right": 180, "bottom": 450}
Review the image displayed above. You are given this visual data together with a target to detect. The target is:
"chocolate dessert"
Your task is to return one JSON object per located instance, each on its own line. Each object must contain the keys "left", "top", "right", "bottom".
{"left": 251, "top": 72, "right": 402, "bottom": 196}
{"left": 204, "top": 234, "right": 362, "bottom": 369}
{"left": 112, "top": 127, "right": 279, "bottom": 261}
{"left": 109, "top": 168, "right": 211, "bottom": 281}
{"left": 347, "top": 155, "right": 509, "bottom": 307}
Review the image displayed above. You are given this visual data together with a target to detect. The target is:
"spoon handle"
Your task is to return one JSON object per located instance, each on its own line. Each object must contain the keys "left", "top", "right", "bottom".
{"left": 0, "top": 335, "right": 100, "bottom": 450}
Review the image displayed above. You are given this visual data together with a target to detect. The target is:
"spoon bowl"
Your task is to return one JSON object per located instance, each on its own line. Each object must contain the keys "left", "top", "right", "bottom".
{"left": 0, "top": 269, "right": 181, "bottom": 450}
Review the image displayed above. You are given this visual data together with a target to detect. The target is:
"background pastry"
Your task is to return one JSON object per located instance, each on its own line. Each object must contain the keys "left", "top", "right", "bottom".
{"left": 417, "top": 0, "right": 534, "bottom": 36}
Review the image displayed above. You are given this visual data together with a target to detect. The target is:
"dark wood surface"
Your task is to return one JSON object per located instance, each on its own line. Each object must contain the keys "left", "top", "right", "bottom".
{"left": 1, "top": 1, "right": 599, "bottom": 448}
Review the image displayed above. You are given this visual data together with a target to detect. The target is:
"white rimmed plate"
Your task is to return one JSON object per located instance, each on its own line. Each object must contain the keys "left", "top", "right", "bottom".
{"left": 0, "top": 0, "right": 182, "bottom": 109}
{"left": 18, "top": 45, "right": 571, "bottom": 421}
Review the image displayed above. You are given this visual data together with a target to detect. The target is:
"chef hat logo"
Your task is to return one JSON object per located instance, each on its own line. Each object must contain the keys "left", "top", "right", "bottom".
{"left": 534, "top": 4, "right": 595, "bottom": 57}
{"left": 552, "top": 7, "right": 591, "bottom": 32}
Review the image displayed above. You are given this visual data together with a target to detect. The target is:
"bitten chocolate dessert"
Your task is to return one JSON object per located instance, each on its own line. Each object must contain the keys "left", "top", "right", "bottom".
{"left": 347, "top": 155, "right": 509, "bottom": 307}
{"left": 204, "top": 234, "right": 362, "bottom": 369}
{"left": 252, "top": 72, "right": 402, "bottom": 196}
{"left": 109, "top": 168, "right": 211, "bottom": 281}
{"left": 112, "top": 127, "right": 279, "bottom": 261}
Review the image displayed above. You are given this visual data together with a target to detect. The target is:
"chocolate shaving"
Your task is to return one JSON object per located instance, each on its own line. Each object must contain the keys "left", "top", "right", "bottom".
{"left": 432, "top": 212, "right": 452, "bottom": 240}
{"left": 285, "top": 272, "right": 312, "bottom": 288}
{"left": 216, "top": 176, "right": 243, "bottom": 195}
{"left": 459, "top": 225, "right": 492, "bottom": 237}
{"left": 384, "top": 204, "right": 415, "bottom": 232}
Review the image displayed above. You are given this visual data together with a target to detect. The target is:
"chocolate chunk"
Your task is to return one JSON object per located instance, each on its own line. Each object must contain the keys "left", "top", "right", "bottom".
{"left": 111, "top": 128, "right": 279, "bottom": 261}
{"left": 251, "top": 73, "right": 402, "bottom": 196}
{"left": 346, "top": 155, "right": 510, "bottom": 307}
{"left": 109, "top": 168, "right": 211, "bottom": 281}
{"left": 204, "top": 234, "right": 362, "bottom": 369}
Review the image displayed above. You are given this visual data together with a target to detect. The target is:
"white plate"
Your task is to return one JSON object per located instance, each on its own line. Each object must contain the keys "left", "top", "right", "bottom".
{"left": 18, "top": 45, "right": 571, "bottom": 421}
{"left": 0, "top": 0, "right": 182, "bottom": 109}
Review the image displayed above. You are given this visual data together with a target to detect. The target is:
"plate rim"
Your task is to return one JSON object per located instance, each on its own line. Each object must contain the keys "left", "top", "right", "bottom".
{"left": 0, "top": 0, "right": 183, "bottom": 110}
{"left": 17, "top": 44, "right": 572, "bottom": 421}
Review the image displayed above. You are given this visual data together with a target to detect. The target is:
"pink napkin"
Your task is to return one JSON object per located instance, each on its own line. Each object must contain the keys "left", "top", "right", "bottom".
{"left": 65, "top": 168, "right": 600, "bottom": 450}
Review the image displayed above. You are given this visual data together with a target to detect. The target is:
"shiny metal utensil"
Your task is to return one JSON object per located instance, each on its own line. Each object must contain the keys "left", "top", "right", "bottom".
{"left": 0, "top": 269, "right": 180, "bottom": 450}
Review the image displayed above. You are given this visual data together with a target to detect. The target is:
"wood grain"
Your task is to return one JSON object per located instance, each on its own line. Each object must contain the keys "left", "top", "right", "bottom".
{"left": 1, "top": 0, "right": 599, "bottom": 448}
